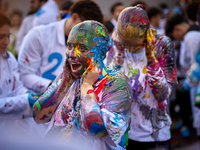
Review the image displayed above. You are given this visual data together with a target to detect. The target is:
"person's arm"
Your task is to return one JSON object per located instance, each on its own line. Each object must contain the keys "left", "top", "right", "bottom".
{"left": 18, "top": 27, "right": 52, "bottom": 92}
{"left": 0, "top": 93, "right": 31, "bottom": 118}
{"left": 80, "top": 61, "right": 107, "bottom": 138}
{"left": 146, "top": 29, "right": 173, "bottom": 102}
{"left": 80, "top": 61, "right": 132, "bottom": 143}
{"left": 33, "top": 61, "right": 75, "bottom": 124}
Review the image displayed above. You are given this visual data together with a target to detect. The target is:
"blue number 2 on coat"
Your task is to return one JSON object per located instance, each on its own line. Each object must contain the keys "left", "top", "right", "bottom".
{"left": 42, "top": 53, "right": 62, "bottom": 80}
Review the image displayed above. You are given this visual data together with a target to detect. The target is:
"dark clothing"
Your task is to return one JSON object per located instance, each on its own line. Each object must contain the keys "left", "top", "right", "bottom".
{"left": 127, "top": 139, "right": 171, "bottom": 150}
{"left": 188, "top": 24, "right": 200, "bottom": 32}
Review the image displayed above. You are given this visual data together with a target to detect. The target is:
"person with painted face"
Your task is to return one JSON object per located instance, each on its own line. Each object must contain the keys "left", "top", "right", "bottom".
{"left": 0, "top": 11, "right": 47, "bottom": 137}
{"left": 18, "top": 0, "right": 103, "bottom": 93}
{"left": 33, "top": 20, "right": 132, "bottom": 149}
{"left": 105, "top": 4, "right": 177, "bottom": 150}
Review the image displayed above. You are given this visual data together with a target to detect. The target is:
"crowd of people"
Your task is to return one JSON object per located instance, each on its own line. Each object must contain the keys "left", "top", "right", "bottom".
{"left": 0, "top": 0, "right": 200, "bottom": 149}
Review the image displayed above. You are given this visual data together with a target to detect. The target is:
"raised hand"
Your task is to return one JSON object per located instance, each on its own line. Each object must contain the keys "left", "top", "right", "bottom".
{"left": 81, "top": 57, "right": 101, "bottom": 86}
{"left": 146, "top": 28, "right": 157, "bottom": 65}
{"left": 28, "top": 92, "right": 42, "bottom": 107}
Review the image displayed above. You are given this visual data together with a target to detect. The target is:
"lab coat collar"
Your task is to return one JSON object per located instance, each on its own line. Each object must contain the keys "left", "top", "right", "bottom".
{"left": 57, "top": 19, "right": 67, "bottom": 46}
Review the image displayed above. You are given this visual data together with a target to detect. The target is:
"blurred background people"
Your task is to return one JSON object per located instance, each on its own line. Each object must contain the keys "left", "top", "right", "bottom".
{"left": 32, "top": 0, "right": 61, "bottom": 27}
{"left": 18, "top": 0, "right": 104, "bottom": 93}
{"left": 15, "top": 0, "right": 47, "bottom": 55}
{"left": 0, "top": 11, "right": 47, "bottom": 139}
{"left": 56, "top": 0, "right": 73, "bottom": 21}
{"left": 147, "top": 7, "right": 164, "bottom": 35}
{"left": 166, "top": 9, "right": 200, "bottom": 138}
{"left": 7, "top": 9, "right": 22, "bottom": 57}
{"left": 105, "top": 2, "right": 125, "bottom": 28}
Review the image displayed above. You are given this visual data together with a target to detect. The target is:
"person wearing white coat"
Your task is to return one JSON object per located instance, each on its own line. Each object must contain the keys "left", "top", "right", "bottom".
{"left": 0, "top": 12, "right": 47, "bottom": 140}
{"left": 32, "top": 0, "right": 59, "bottom": 27}
{"left": 18, "top": 0, "right": 104, "bottom": 93}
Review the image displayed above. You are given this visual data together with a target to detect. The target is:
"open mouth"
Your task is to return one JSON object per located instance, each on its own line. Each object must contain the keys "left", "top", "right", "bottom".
{"left": 70, "top": 63, "right": 82, "bottom": 72}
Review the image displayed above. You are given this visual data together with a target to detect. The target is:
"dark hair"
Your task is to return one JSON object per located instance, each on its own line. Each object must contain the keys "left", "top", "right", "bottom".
{"left": 39, "top": 0, "right": 48, "bottom": 2}
{"left": 165, "top": 14, "right": 186, "bottom": 38}
{"left": 104, "top": 20, "right": 114, "bottom": 34}
{"left": 60, "top": 1, "right": 74, "bottom": 11}
{"left": 147, "top": 7, "right": 162, "bottom": 21}
{"left": 0, "top": 11, "right": 12, "bottom": 27}
{"left": 159, "top": 3, "right": 168, "bottom": 9}
{"left": 131, "top": 1, "right": 148, "bottom": 8}
{"left": 186, "top": 2, "right": 200, "bottom": 21}
{"left": 70, "top": 0, "right": 103, "bottom": 24}
{"left": 110, "top": 2, "right": 124, "bottom": 14}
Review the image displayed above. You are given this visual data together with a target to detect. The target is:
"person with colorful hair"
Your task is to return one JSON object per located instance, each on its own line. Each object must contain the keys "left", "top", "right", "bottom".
{"left": 105, "top": 4, "right": 177, "bottom": 149}
{"left": 33, "top": 20, "right": 132, "bottom": 149}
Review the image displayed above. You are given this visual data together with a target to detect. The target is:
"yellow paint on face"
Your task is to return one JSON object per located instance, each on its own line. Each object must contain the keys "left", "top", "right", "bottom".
{"left": 74, "top": 45, "right": 81, "bottom": 57}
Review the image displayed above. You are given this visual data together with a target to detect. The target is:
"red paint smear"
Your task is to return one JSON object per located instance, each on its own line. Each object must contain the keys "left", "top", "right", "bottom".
{"left": 25, "top": 55, "right": 29, "bottom": 63}
{"left": 86, "top": 111, "right": 103, "bottom": 130}
{"left": 94, "top": 77, "right": 109, "bottom": 102}
{"left": 172, "top": 67, "right": 177, "bottom": 80}
{"left": 87, "top": 89, "right": 94, "bottom": 94}
{"left": 158, "top": 101, "right": 166, "bottom": 110}
{"left": 12, "top": 76, "right": 16, "bottom": 91}
{"left": 96, "top": 26, "right": 98, "bottom": 33}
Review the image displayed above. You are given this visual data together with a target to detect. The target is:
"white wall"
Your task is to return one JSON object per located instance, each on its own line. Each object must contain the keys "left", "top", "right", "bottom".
{"left": 95, "top": 0, "right": 177, "bottom": 18}
{"left": 2, "top": 0, "right": 177, "bottom": 18}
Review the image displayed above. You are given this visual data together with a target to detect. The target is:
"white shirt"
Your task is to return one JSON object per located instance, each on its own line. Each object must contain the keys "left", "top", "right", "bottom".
{"left": 18, "top": 19, "right": 67, "bottom": 92}
{"left": 110, "top": 18, "right": 117, "bottom": 27}
{"left": 184, "top": 31, "right": 200, "bottom": 65}
{"left": 15, "top": 14, "right": 35, "bottom": 54}
{"left": 0, "top": 51, "right": 30, "bottom": 119}
{"left": 32, "top": 0, "right": 59, "bottom": 27}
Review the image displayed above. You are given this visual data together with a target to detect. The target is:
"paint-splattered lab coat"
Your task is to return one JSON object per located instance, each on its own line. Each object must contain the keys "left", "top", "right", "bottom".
{"left": 40, "top": 71, "right": 132, "bottom": 150}
{"left": 0, "top": 51, "right": 47, "bottom": 138}
{"left": 0, "top": 51, "right": 31, "bottom": 119}
{"left": 105, "top": 35, "right": 177, "bottom": 142}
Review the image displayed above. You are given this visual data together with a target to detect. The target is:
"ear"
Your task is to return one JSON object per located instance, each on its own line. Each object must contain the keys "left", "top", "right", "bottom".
{"left": 71, "top": 13, "right": 80, "bottom": 23}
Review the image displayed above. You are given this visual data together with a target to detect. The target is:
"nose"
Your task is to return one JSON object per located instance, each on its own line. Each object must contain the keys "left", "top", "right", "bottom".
{"left": 68, "top": 48, "right": 77, "bottom": 61}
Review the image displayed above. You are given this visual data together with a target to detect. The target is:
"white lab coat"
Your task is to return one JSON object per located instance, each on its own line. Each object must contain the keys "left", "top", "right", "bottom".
{"left": 0, "top": 51, "right": 31, "bottom": 119}
{"left": 0, "top": 51, "right": 48, "bottom": 139}
{"left": 18, "top": 19, "right": 67, "bottom": 92}
{"left": 32, "top": 0, "right": 59, "bottom": 27}
{"left": 15, "top": 14, "right": 35, "bottom": 54}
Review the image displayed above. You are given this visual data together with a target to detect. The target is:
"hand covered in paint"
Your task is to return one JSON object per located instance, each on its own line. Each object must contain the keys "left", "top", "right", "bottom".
{"left": 28, "top": 92, "right": 41, "bottom": 107}
{"left": 113, "top": 42, "right": 125, "bottom": 66}
{"left": 146, "top": 28, "right": 157, "bottom": 59}
{"left": 81, "top": 58, "right": 101, "bottom": 86}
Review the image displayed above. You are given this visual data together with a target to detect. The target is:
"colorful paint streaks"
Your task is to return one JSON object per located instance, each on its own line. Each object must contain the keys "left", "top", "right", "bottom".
{"left": 34, "top": 21, "right": 132, "bottom": 149}
{"left": 105, "top": 5, "right": 177, "bottom": 141}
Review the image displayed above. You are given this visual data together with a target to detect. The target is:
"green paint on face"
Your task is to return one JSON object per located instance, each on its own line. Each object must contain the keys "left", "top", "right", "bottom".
{"left": 95, "top": 26, "right": 106, "bottom": 37}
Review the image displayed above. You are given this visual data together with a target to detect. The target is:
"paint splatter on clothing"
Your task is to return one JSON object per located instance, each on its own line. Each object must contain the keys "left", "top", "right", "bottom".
{"left": 105, "top": 34, "right": 177, "bottom": 142}
{"left": 38, "top": 71, "right": 132, "bottom": 149}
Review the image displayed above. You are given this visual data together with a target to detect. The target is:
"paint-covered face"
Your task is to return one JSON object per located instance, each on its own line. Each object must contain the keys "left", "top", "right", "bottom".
{"left": 67, "top": 21, "right": 109, "bottom": 79}
{"left": 117, "top": 6, "right": 149, "bottom": 53}
{"left": 112, "top": 28, "right": 125, "bottom": 65}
